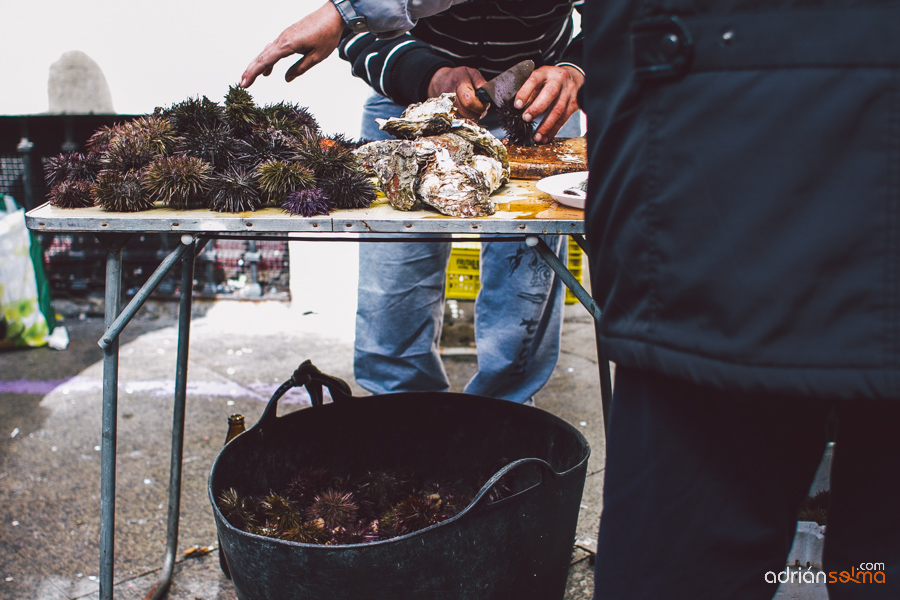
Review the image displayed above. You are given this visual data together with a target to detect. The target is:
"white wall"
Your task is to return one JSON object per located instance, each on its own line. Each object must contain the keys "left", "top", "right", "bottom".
{"left": 0, "top": 0, "right": 371, "bottom": 137}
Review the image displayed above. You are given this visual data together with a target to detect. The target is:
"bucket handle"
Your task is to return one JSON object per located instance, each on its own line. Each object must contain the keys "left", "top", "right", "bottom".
{"left": 466, "top": 457, "right": 559, "bottom": 513}
{"left": 257, "top": 360, "right": 353, "bottom": 428}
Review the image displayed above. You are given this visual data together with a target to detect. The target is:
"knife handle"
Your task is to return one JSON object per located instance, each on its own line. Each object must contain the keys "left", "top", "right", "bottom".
{"left": 475, "top": 87, "right": 493, "bottom": 107}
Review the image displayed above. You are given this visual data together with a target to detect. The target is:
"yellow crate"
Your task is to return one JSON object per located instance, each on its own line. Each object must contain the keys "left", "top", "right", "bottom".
{"left": 446, "top": 245, "right": 481, "bottom": 300}
{"left": 445, "top": 239, "right": 584, "bottom": 304}
{"left": 564, "top": 238, "right": 584, "bottom": 305}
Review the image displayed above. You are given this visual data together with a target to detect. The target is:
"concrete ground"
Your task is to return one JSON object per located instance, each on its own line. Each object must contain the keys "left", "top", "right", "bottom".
{"left": 0, "top": 241, "right": 607, "bottom": 600}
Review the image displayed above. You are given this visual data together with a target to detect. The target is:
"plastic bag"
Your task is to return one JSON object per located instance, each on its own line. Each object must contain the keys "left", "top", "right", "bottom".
{"left": 0, "top": 197, "right": 56, "bottom": 348}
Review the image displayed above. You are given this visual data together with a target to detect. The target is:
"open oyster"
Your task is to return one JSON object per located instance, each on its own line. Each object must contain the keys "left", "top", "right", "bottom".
{"left": 376, "top": 93, "right": 456, "bottom": 140}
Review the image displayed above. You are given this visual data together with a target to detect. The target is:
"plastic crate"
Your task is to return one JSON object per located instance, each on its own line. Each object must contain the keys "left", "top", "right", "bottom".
{"left": 445, "top": 239, "right": 584, "bottom": 304}
{"left": 564, "top": 238, "right": 584, "bottom": 305}
{"left": 445, "top": 242, "right": 481, "bottom": 300}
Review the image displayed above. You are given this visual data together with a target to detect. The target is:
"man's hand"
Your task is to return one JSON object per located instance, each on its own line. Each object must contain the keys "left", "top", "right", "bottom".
{"left": 428, "top": 66, "right": 489, "bottom": 121}
{"left": 241, "top": 1, "right": 346, "bottom": 88}
{"left": 513, "top": 65, "right": 583, "bottom": 143}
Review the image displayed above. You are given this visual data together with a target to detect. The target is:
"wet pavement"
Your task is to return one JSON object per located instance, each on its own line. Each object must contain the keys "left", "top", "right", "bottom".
{"left": 0, "top": 260, "right": 606, "bottom": 600}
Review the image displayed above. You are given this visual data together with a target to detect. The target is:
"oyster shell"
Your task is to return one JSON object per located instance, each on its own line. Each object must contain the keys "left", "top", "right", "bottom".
{"left": 450, "top": 118, "right": 510, "bottom": 181}
{"left": 414, "top": 132, "right": 474, "bottom": 165}
{"left": 356, "top": 133, "right": 477, "bottom": 212}
{"left": 355, "top": 139, "right": 402, "bottom": 174}
{"left": 416, "top": 149, "right": 495, "bottom": 217}
{"left": 356, "top": 95, "right": 509, "bottom": 217}
{"left": 470, "top": 155, "right": 506, "bottom": 194}
{"left": 369, "top": 140, "right": 421, "bottom": 210}
{"left": 376, "top": 93, "right": 456, "bottom": 140}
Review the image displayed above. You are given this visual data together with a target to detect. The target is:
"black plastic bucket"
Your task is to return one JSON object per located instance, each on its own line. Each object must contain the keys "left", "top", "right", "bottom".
{"left": 209, "top": 361, "right": 590, "bottom": 600}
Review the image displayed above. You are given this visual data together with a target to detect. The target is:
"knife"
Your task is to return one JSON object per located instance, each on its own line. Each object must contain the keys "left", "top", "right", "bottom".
{"left": 475, "top": 60, "right": 535, "bottom": 107}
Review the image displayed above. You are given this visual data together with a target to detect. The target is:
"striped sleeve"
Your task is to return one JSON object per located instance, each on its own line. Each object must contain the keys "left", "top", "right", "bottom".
{"left": 333, "top": 0, "right": 469, "bottom": 37}
{"left": 339, "top": 30, "right": 456, "bottom": 106}
{"left": 555, "top": 1, "right": 583, "bottom": 74}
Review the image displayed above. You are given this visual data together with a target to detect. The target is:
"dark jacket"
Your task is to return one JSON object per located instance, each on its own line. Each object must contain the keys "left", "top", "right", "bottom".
{"left": 339, "top": 0, "right": 583, "bottom": 106}
{"left": 582, "top": 0, "right": 900, "bottom": 399}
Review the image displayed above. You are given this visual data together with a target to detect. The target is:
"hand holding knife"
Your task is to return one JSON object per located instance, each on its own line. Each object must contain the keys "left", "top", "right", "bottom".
{"left": 474, "top": 60, "right": 535, "bottom": 109}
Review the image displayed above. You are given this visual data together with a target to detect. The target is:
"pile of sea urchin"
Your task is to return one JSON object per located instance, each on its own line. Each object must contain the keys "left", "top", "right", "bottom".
{"left": 43, "top": 86, "right": 376, "bottom": 215}
{"left": 217, "top": 463, "right": 516, "bottom": 545}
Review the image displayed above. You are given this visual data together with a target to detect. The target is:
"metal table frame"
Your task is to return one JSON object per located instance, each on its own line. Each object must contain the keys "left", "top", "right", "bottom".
{"left": 26, "top": 186, "right": 612, "bottom": 600}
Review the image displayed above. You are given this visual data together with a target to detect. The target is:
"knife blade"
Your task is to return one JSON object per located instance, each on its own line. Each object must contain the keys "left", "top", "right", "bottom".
{"left": 475, "top": 60, "right": 535, "bottom": 107}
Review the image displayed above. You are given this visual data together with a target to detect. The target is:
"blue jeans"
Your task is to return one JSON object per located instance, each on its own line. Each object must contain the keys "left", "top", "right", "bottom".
{"left": 354, "top": 92, "right": 581, "bottom": 403}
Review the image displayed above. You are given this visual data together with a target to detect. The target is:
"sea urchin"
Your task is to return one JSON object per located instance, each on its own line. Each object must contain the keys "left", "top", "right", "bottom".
{"left": 142, "top": 155, "right": 213, "bottom": 210}
{"left": 281, "top": 188, "right": 332, "bottom": 217}
{"left": 497, "top": 97, "right": 536, "bottom": 147}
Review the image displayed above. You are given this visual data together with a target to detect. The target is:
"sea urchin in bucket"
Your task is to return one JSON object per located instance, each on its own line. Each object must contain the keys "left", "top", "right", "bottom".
{"left": 209, "top": 361, "right": 590, "bottom": 600}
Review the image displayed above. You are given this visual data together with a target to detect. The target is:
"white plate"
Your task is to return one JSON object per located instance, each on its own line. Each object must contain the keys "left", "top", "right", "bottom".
{"left": 535, "top": 171, "right": 588, "bottom": 209}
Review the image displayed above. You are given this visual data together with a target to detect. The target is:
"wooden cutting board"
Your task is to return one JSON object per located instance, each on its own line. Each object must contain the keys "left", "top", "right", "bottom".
{"left": 505, "top": 137, "right": 587, "bottom": 180}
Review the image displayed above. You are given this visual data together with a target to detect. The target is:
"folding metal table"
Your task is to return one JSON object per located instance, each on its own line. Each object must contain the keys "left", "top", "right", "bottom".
{"left": 26, "top": 179, "right": 611, "bottom": 599}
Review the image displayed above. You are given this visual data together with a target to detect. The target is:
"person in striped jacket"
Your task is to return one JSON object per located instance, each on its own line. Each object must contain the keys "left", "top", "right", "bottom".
{"left": 346, "top": 0, "right": 584, "bottom": 404}
{"left": 243, "top": 0, "right": 584, "bottom": 404}
{"left": 339, "top": 0, "right": 584, "bottom": 142}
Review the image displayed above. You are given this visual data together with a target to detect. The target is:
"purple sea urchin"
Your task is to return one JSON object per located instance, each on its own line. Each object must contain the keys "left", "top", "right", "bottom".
{"left": 497, "top": 97, "right": 535, "bottom": 147}
{"left": 208, "top": 167, "right": 261, "bottom": 213}
{"left": 296, "top": 135, "right": 356, "bottom": 175}
{"left": 354, "top": 468, "right": 418, "bottom": 518}
{"left": 177, "top": 122, "right": 236, "bottom": 171}
{"left": 86, "top": 125, "right": 121, "bottom": 153}
{"left": 73, "top": 152, "right": 102, "bottom": 181}
{"left": 48, "top": 180, "right": 96, "bottom": 209}
{"left": 282, "top": 188, "right": 333, "bottom": 217}
{"left": 44, "top": 152, "right": 101, "bottom": 187}
{"left": 294, "top": 136, "right": 376, "bottom": 209}
{"left": 320, "top": 167, "right": 377, "bottom": 210}
{"left": 43, "top": 155, "right": 70, "bottom": 187}
{"left": 103, "top": 128, "right": 156, "bottom": 173}
{"left": 256, "top": 160, "right": 315, "bottom": 204}
{"left": 380, "top": 493, "right": 443, "bottom": 538}
{"left": 215, "top": 465, "right": 495, "bottom": 545}
{"left": 263, "top": 102, "right": 319, "bottom": 137}
{"left": 305, "top": 489, "right": 359, "bottom": 531}
{"left": 236, "top": 127, "right": 302, "bottom": 170}
{"left": 94, "top": 170, "right": 154, "bottom": 212}
{"left": 162, "top": 95, "right": 225, "bottom": 135}
{"left": 142, "top": 155, "right": 213, "bottom": 210}
{"left": 284, "top": 468, "right": 338, "bottom": 509}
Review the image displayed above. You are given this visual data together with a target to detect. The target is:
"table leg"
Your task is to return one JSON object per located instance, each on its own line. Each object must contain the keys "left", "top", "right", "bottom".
{"left": 98, "top": 241, "right": 194, "bottom": 350}
{"left": 95, "top": 234, "right": 199, "bottom": 599}
{"left": 148, "top": 237, "right": 197, "bottom": 600}
{"left": 526, "top": 235, "right": 612, "bottom": 434}
{"left": 98, "top": 236, "right": 126, "bottom": 600}
{"left": 525, "top": 235, "right": 601, "bottom": 321}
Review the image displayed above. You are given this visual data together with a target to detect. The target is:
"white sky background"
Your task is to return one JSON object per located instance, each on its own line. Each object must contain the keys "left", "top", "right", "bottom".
{"left": 0, "top": 0, "right": 372, "bottom": 137}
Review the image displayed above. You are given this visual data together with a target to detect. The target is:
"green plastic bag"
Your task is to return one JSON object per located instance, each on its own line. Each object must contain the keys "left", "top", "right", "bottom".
{"left": 0, "top": 195, "right": 56, "bottom": 348}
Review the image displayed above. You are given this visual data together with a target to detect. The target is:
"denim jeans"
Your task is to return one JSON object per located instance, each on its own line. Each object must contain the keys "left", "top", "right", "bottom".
{"left": 354, "top": 92, "right": 581, "bottom": 403}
